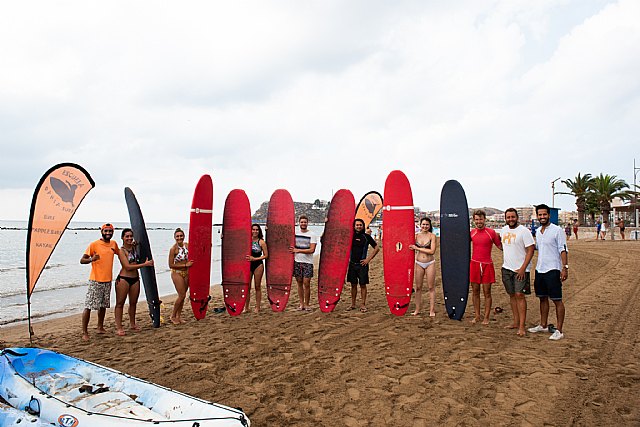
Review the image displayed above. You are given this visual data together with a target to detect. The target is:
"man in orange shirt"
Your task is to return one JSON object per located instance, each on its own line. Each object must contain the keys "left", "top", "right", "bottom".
{"left": 80, "top": 223, "right": 119, "bottom": 340}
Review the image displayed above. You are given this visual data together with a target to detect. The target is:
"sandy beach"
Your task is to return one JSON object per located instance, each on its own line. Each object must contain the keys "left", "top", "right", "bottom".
{"left": 2, "top": 238, "right": 639, "bottom": 426}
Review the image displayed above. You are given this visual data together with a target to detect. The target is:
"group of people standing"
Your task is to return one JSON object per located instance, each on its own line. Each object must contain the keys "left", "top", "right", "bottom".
{"left": 79, "top": 224, "right": 153, "bottom": 340}
{"left": 78, "top": 205, "right": 569, "bottom": 342}
{"left": 469, "top": 204, "right": 568, "bottom": 340}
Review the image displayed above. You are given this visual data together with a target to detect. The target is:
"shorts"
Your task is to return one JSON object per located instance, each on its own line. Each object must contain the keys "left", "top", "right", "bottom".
{"left": 501, "top": 268, "right": 531, "bottom": 295}
{"left": 85, "top": 280, "right": 111, "bottom": 310}
{"left": 293, "top": 261, "right": 313, "bottom": 279}
{"left": 470, "top": 260, "right": 496, "bottom": 284}
{"left": 534, "top": 270, "right": 563, "bottom": 301}
{"left": 347, "top": 262, "right": 369, "bottom": 285}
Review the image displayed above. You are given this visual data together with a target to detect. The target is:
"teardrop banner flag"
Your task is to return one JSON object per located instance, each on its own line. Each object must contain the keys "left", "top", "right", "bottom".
{"left": 26, "top": 163, "right": 95, "bottom": 299}
{"left": 355, "top": 191, "right": 383, "bottom": 227}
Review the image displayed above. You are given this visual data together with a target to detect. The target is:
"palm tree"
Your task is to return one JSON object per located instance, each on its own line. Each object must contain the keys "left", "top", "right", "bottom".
{"left": 589, "top": 173, "right": 632, "bottom": 222}
{"left": 560, "top": 173, "right": 594, "bottom": 226}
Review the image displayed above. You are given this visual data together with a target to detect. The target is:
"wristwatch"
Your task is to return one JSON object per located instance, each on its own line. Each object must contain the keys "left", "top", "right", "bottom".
{"left": 563, "top": 265, "right": 569, "bottom": 269}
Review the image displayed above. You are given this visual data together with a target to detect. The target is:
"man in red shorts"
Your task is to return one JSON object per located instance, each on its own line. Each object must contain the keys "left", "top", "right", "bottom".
{"left": 470, "top": 210, "right": 502, "bottom": 325}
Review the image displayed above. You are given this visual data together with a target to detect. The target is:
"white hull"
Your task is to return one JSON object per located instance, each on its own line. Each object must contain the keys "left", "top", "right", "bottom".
{"left": 0, "top": 348, "right": 249, "bottom": 427}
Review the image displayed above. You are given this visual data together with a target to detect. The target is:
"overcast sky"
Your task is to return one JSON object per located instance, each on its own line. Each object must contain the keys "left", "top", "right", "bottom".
{"left": 1, "top": 0, "right": 638, "bottom": 223}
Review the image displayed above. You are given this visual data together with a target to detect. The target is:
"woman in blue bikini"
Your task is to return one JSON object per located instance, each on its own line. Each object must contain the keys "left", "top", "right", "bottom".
{"left": 115, "top": 228, "right": 154, "bottom": 336}
{"left": 409, "top": 217, "right": 438, "bottom": 317}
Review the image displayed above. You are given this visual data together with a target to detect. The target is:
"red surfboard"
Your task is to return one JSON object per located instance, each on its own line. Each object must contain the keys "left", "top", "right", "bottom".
{"left": 383, "top": 170, "right": 415, "bottom": 316}
{"left": 265, "top": 189, "right": 295, "bottom": 312}
{"left": 318, "top": 189, "right": 355, "bottom": 312}
{"left": 221, "top": 189, "right": 251, "bottom": 316}
{"left": 188, "top": 175, "right": 213, "bottom": 320}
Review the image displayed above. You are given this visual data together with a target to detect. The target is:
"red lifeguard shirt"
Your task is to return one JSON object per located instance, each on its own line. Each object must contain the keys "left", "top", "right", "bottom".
{"left": 470, "top": 227, "right": 501, "bottom": 263}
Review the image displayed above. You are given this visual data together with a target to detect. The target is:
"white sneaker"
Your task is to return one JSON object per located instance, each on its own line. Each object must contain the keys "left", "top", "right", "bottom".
{"left": 549, "top": 330, "right": 564, "bottom": 340}
{"left": 528, "top": 325, "right": 548, "bottom": 333}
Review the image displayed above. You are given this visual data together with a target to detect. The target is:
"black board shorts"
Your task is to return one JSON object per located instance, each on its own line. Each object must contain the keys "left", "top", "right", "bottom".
{"left": 534, "top": 270, "right": 563, "bottom": 301}
{"left": 347, "top": 262, "right": 369, "bottom": 285}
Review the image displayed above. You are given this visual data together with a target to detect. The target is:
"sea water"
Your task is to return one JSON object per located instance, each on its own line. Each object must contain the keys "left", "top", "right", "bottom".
{"left": 0, "top": 221, "right": 328, "bottom": 327}
{"left": 0, "top": 221, "right": 218, "bottom": 327}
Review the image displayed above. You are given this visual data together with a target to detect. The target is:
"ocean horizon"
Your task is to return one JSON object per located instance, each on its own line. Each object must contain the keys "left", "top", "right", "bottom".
{"left": 0, "top": 220, "right": 331, "bottom": 327}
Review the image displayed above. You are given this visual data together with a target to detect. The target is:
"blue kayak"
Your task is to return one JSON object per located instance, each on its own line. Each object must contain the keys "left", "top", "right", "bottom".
{"left": 0, "top": 348, "right": 250, "bottom": 426}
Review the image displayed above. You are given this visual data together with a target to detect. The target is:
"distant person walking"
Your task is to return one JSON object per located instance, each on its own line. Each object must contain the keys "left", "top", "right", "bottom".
{"left": 596, "top": 220, "right": 602, "bottom": 240}
{"left": 80, "top": 223, "right": 119, "bottom": 341}
{"left": 409, "top": 217, "right": 437, "bottom": 317}
{"left": 529, "top": 204, "right": 568, "bottom": 341}
{"left": 500, "top": 209, "right": 535, "bottom": 337}
{"left": 564, "top": 223, "right": 571, "bottom": 240}
{"left": 572, "top": 219, "right": 579, "bottom": 240}
{"left": 617, "top": 218, "right": 626, "bottom": 240}
{"left": 469, "top": 210, "right": 502, "bottom": 325}
{"left": 346, "top": 219, "right": 379, "bottom": 313}
{"left": 114, "top": 228, "right": 153, "bottom": 336}
{"left": 290, "top": 215, "right": 318, "bottom": 311}
{"left": 601, "top": 220, "right": 608, "bottom": 240}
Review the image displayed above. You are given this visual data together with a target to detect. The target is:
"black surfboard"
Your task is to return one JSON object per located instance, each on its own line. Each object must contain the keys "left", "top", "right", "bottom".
{"left": 439, "top": 180, "right": 470, "bottom": 321}
{"left": 124, "top": 187, "right": 161, "bottom": 327}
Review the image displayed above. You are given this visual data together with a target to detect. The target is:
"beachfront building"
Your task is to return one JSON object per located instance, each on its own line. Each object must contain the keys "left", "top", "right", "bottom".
{"left": 515, "top": 206, "right": 536, "bottom": 223}
{"left": 559, "top": 210, "right": 578, "bottom": 225}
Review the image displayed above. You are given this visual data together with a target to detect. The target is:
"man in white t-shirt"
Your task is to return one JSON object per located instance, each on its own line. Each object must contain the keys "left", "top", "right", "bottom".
{"left": 289, "top": 215, "right": 318, "bottom": 311}
{"left": 528, "top": 204, "right": 569, "bottom": 341}
{"left": 500, "top": 208, "right": 535, "bottom": 337}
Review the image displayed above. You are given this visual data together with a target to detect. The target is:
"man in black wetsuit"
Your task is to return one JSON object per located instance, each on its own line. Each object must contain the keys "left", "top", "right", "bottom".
{"left": 346, "top": 219, "right": 379, "bottom": 312}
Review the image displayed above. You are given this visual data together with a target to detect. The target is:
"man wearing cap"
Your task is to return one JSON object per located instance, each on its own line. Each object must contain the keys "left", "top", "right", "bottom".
{"left": 80, "top": 223, "right": 119, "bottom": 340}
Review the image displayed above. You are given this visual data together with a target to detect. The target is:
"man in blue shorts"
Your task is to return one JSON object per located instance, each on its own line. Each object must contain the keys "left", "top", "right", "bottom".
{"left": 290, "top": 215, "right": 318, "bottom": 311}
{"left": 528, "top": 204, "right": 569, "bottom": 340}
{"left": 346, "top": 219, "right": 379, "bottom": 313}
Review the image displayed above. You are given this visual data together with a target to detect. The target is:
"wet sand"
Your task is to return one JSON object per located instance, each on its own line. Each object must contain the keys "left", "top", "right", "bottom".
{"left": 2, "top": 238, "right": 639, "bottom": 426}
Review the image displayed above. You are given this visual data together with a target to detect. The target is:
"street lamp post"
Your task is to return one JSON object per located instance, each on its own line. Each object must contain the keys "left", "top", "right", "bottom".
{"left": 551, "top": 177, "right": 561, "bottom": 208}
{"left": 634, "top": 159, "right": 640, "bottom": 239}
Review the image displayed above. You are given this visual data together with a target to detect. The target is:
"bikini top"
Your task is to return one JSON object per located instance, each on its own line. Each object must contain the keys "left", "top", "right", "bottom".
{"left": 415, "top": 237, "right": 431, "bottom": 249}
{"left": 124, "top": 246, "right": 140, "bottom": 264}
{"left": 174, "top": 245, "right": 189, "bottom": 263}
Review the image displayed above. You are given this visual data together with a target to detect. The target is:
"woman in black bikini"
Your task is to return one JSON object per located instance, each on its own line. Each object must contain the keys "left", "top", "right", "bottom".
{"left": 245, "top": 224, "right": 268, "bottom": 313}
{"left": 115, "top": 228, "right": 154, "bottom": 336}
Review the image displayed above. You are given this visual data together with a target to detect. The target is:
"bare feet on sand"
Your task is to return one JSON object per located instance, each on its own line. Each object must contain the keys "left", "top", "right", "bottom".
{"left": 130, "top": 324, "right": 141, "bottom": 331}
{"left": 470, "top": 317, "right": 480, "bottom": 324}
{"left": 82, "top": 333, "right": 90, "bottom": 341}
{"left": 517, "top": 329, "right": 526, "bottom": 337}
{"left": 116, "top": 329, "right": 126, "bottom": 336}
{"left": 411, "top": 310, "right": 420, "bottom": 316}
{"left": 96, "top": 328, "right": 107, "bottom": 334}
{"left": 504, "top": 325, "right": 518, "bottom": 330}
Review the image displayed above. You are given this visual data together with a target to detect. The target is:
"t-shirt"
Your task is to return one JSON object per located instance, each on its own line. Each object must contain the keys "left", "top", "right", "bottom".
{"left": 85, "top": 239, "right": 119, "bottom": 282}
{"left": 535, "top": 223, "right": 567, "bottom": 273}
{"left": 350, "top": 232, "right": 377, "bottom": 263}
{"left": 470, "top": 227, "right": 501, "bottom": 263}
{"left": 294, "top": 227, "right": 318, "bottom": 264}
{"left": 501, "top": 225, "right": 535, "bottom": 272}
